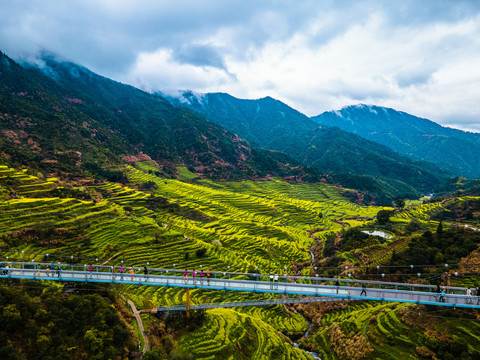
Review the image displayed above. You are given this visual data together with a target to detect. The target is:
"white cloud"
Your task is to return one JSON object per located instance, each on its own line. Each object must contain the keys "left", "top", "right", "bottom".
{"left": 211, "top": 8, "right": 480, "bottom": 131}
{"left": 122, "top": 49, "right": 233, "bottom": 93}
{"left": 1, "top": 0, "right": 480, "bottom": 130}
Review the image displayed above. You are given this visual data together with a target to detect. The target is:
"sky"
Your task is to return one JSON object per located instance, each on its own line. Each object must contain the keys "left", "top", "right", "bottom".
{"left": 1, "top": 0, "right": 480, "bottom": 131}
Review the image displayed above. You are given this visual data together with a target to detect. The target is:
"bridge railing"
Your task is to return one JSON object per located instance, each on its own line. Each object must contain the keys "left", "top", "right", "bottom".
{"left": 0, "top": 260, "right": 469, "bottom": 296}
{"left": 1, "top": 266, "right": 478, "bottom": 307}
{"left": 2, "top": 263, "right": 480, "bottom": 307}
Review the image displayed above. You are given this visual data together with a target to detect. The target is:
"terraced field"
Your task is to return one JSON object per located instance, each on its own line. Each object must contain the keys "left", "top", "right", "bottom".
{"left": 123, "top": 162, "right": 382, "bottom": 271}
{"left": 6, "top": 162, "right": 480, "bottom": 359}
{"left": 391, "top": 202, "right": 445, "bottom": 225}
{"left": 301, "top": 299, "right": 480, "bottom": 360}
{"left": 352, "top": 237, "right": 411, "bottom": 268}
{"left": 1, "top": 167, "right": 52, "bottom": 195}
{"left": 179, "top": 308, "right": 313, "bottom": 360}
{"left": 1, "top": 162, "right": 386, "bottom": 358}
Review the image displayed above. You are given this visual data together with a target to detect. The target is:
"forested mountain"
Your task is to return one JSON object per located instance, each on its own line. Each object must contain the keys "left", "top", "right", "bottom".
{"left": 167, "top": 91, "right": 317, "bottom": 152}
{"left": 0, "top": 52, "right": 315, "bottom": 181}
{"left": 167, "top": 91, "right": 448, "bottom": 204}
{"left": 312, "top": 104, "right": 480, "bottom": 178}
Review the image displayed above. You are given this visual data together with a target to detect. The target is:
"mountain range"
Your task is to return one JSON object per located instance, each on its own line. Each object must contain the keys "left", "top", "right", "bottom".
{"left": 2, "top": 50, "right": 480, "bottom": 360}
{"left": 313, "top": 104, "right": 480, "bottom": 178}
{"left": 166, "top": 91, "right": 450, "bottom": 203}
{"left": 2, "top": 51, "right": 479, "bottom": 204}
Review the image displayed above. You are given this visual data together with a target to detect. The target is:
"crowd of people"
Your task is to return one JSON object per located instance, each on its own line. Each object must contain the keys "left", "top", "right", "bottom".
{"left": 183, "top": 268, "right": 211, "bottom": 284}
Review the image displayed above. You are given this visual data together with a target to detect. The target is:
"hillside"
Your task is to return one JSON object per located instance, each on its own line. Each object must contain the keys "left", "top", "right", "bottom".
{"left": 312, "top": 104, "right": 480, "bottom": 178}
{"left": 0, "top": 52, "right": 453, "bottom": 205}
{"left": 2, "top": 162, "right": 480, "bottom": 359}
{"left": 167, "top": 91, "right": 317, "bottom": 152}
{"left": 168, "top": 91, "right": 449, "bottom": 204}
{"left": 0, "top": 52, "right": 313, "bottom": 182}
{"left": 0, "top": 161, "right": 380, "bottom": 359}
{"left": 0, "top": 282, "right": 137, "bottom": 359}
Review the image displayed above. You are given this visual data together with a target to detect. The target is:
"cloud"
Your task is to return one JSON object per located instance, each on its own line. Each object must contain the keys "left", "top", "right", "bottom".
{"left": 0, "top": 0, "right": 480, "bottom": 130}
{"left": 172, "top": 44, "right": 227, "bottom": 70}
{"left": 121, "top": 48, "right": 233, "bottom": 93}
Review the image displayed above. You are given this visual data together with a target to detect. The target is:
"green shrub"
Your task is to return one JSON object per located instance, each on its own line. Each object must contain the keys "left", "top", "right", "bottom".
{"left": 195, "top": 248, "right": 207, "bottom": 258}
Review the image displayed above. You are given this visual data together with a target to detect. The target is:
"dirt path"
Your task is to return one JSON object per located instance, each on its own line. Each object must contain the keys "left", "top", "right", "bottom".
{"left": 122, "top": 295, "right": 150, "bottom": 354}
{"left": 101, "top": 251, "right": 124, "bottom": 265}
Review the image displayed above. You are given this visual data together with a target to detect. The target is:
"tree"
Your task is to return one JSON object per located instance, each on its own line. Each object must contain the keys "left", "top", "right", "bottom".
{"left": 143, "top": 350, "right": 163, "bottom": 360}
{"left": 437, "top": 222, "right": 443, "bottom": 237}
{"left": 394, "top": 198, "right": 406, "bottom": 209}
{"left": 2, "top": 304, "right": 21, "bottom": 330}
{"left": 405, "top": 219, "right": 421, "bottom": 234}
{"left": 377, "top": 210, "right": 392, "bottom": 225}
{"left": 389, "top": 249, "right": 400, "bottom": 266}
{"left": 84, "top": 329, "right": 104, "bottom": 357}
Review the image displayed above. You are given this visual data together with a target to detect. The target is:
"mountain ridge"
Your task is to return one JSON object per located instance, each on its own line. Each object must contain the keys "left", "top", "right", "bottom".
{"left": 167, "top": 90, "right": 449, "bottom": 204}
{"left": 312, "top": 104, "right": 480, "bottom": 177}
{"left": 0, "top": 51, "right": 318, "bottom": 182}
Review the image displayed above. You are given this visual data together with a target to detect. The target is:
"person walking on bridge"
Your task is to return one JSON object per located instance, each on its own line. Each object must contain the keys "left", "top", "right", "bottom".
{"left": 439, "top": 289, "right": 446, "bottom": 302}
{"left": 335, "top": 279, "right": 340, "bottom": 294}
{"left": 119, "top": 265, "right": 124, "bottom": 280}
{"left": 207, "top": 269, "right": 210, "bottom": 285}
{"left": 143, "top": 266, "right": 148, "bottom": 282}
{"left": 436, "top": 284, "right": 442, "bottom": 302}
{"left": 183, "top": 268, "right": 188, "bottom": 283}
{"left": 129, "top": 266, "right": 134, "bottom": 281}
{"left": 360, "top": 283, "right": 367, "bottom": 296}
{"left": 274, "top": 273, "right": 279, "bottom": 289}
{"left": 89, "top": 265, "right": 93, "bottom": 278}
{"left": 192, "top": 269, "right": 196, "bottom": 284}
{"left": 467, "top": 288, "right": 473, "bottom": 304}
{"left": 200, "top": 269, "right": 204, "bottom": 283}
{"left": 269, "top": 274, "right": 274, "bottom": 289}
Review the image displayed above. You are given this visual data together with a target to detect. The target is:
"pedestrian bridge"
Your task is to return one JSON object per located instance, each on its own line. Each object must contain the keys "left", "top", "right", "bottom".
{"left": 1, "top": 261, "right": 478, "bottom": 309}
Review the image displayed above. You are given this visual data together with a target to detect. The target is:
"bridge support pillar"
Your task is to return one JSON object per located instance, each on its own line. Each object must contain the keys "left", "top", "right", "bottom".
{"left": 186, "top": 288, "right": 190, "bottom": 320}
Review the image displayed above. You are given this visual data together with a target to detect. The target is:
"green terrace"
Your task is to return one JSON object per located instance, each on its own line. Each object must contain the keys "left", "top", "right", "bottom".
{"left": 301, "top": 300, "right": 480, "bottom": 360}
{"left": 179, "top": 308, "right": 312, "bottom": 360}
{"left": 0, "top": 166, "right": 57, "bottom": 190}
{"left": 5, "top": 162, "right": 480, "bottom": 360}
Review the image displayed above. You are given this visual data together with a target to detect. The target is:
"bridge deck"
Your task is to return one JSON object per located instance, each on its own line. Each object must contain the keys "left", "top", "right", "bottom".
{"left": 1, "top": 262, "right": 479, "bottom": 309}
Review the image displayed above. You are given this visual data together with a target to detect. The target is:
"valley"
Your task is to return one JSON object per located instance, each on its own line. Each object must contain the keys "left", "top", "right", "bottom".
{"left": 2, "top": 161, "right": 480, "bottom": 359}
